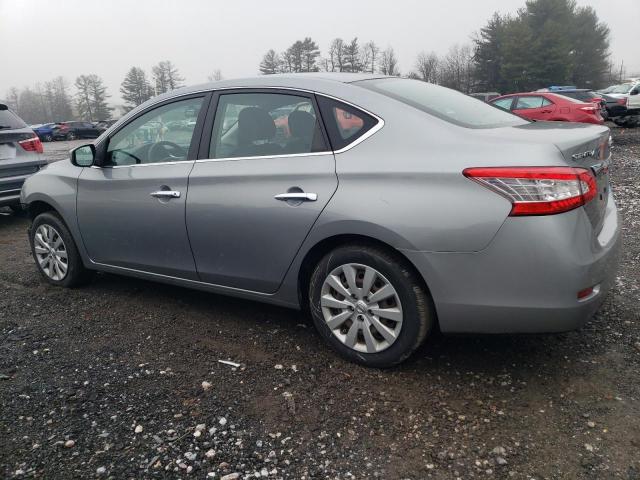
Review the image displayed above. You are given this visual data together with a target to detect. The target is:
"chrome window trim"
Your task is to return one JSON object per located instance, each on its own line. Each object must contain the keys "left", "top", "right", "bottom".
{"left": 195, "top": 151, "right": 332, "bottom": 164}
{"left": 100, "top": 86, "right": 385, "bottom": 164}
{"left": 90, "top": 160, "right": 194, "bottom": 169}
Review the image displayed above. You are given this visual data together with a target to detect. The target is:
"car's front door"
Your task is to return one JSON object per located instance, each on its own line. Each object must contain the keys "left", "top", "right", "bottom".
{"left": 512, "top": 95, "right": 556, "bottom": 121}
{"left": 186, "top": 90, "right": 338, "bottom": 293}
{"left": 76, "top": 94, "right": 208, "bottom": 280}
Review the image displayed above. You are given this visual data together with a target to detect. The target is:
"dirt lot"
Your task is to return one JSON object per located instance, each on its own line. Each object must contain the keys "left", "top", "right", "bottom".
{"left": 1, "top": 130, "right": 639, "bottom": 480}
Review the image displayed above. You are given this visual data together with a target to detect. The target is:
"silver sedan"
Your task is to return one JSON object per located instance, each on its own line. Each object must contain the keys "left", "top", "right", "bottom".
{"left": 21, "top": 74, "right": 621, "bottom": 367}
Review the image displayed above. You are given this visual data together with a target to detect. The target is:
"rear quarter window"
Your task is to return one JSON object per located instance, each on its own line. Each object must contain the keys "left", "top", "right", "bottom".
{"left": 317, "top": 96, "right": 379, "bottom": 151}
{"left": 357, "top": 78, "right": 528, "bottom": 129}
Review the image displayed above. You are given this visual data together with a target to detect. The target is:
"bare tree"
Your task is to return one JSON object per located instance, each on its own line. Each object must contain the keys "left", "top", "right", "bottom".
{"left": 414, "top": 51, "right": 440, "bottom": 83}
{"left": 379, "top": 47, "right": 399, "bottom": 76}
{"left": 328, "top": 38, "right": 346, "bottom": 72}
{"left": 361, "top": 41, "right": 379, "bottom": 74}
{"left": 5, "top": 87, "right": 20, "bottom": 112}
{"left": 208, "top": 69, "right": 224, "bottom": 82}
{"left": 439, "top": 44, "right": 475, "bottom": 93}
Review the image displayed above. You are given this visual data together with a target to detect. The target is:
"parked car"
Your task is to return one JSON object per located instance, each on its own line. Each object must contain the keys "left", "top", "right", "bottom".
{"left": 53, "top": 121, "right": 103, "bottom": 140}
{"left": 490, "top": 92, "right": 604, "bottom": 124}
{"left": 601, "top": 82, "right": 640, "bottom": 127}
{"left": 20, "top": 74, "right": 620, "bottom": 367}
{"left": 0, "top": 104, "right": 46, "bottom": 212}
{"left": 537, "top": 87, "right": 607, "bottom": 118}
{"left": 31, "top": 123, "right": 59, "bottom": 142}
{"left": 600, "top": 93, "right": 629, "bottom": 120}
{"left": 93, "top": 120, "right": 117, "bottom": 132}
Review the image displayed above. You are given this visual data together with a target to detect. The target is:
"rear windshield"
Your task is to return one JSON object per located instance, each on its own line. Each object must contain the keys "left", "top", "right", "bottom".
{"left": 0, "top": 107, "right": 28, "bottom": 129}
{"left": 356, "top": 78, "right": 528, "bottom": 129}
{"left": 608, "top": 83, "right": 633, "bottom": 94}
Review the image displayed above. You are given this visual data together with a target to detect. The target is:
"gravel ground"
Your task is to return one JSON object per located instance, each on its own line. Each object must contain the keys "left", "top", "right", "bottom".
{"left": 1, "top": 129, "right": 639, "bottom": 480}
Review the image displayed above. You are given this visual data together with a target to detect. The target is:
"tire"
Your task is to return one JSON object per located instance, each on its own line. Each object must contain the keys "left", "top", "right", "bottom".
{"left": 308, "top": 243, "right": 434, "bottom": 368}
{"left": 44, "top": 134, "right": 53, "bottom": 142}
{"left": 66, "top": 132, "right": 77, "bottom": 141}
{"left": 29, "top": 212, "right": 91, "bottom": 288}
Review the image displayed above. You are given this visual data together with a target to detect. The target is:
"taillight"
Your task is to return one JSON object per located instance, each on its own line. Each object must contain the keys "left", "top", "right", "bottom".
{"left": 463, "top": 167, "right": 597, "bottom": 216}
{"left": 18, "top": 134, "right": 44, "bottom": 154}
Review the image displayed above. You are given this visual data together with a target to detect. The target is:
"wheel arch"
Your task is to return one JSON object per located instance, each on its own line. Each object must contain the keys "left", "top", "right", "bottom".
{"left": 296, "top": 233, "right": 438, "bottom": 328}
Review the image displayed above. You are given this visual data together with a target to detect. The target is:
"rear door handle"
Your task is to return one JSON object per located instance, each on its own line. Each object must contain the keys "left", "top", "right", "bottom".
{"left": 150, "top": 190, "right": 181, "bottom": 199}
{"left": 274, "top": 192, "right": 317, "bottom": 202}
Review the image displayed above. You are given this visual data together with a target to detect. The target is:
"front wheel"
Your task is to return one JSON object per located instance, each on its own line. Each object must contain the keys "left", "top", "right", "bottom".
{"left": 66, "top": 132, "right": 77, "bottom": 141}
{"left": 308, "top": 244, "right": 434, "bottom": 368}
{"left": 30, "top": 212, "right": 91, "bottom": 287}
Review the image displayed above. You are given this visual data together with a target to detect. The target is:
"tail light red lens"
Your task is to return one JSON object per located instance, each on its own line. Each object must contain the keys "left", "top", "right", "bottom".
{"left": 18, "top": 134, "right": 44, "bottom": 154}
{"left": 463, "top": 167, "right": 597, "bottom": 216}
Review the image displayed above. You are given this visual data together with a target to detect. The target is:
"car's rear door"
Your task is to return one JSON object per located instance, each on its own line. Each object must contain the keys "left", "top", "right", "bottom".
{"left": 76, "top": 93, "right": 209, "bottom": 279}
{"left": 512, "top": 95, "right": 556, "bottom": 121}
{"left": 186, "top": 89, "right": 338, "bottom": 293}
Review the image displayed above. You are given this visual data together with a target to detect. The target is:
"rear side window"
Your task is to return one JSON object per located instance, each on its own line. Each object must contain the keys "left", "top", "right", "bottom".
{"left": 515, "top": 96, "right": 552, "bottom": 109}
{"left": 357, "top": 78, "right": 527, "bottom": 129}
{"left": 317, "top": 96, "right": 378, "bottom": 151}
{"left": 0, "top": 107, "right": 27, "bottom": 129}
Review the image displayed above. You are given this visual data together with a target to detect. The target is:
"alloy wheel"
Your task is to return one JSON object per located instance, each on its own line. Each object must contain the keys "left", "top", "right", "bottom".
{"left": 320, "top": 263, "right": 403, "bottom": 353}
{"left": 33, "top": 224, "right": 68, "bottom": 281}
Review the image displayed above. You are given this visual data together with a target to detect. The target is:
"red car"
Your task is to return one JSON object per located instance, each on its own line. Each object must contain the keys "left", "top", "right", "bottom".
{"left": 489, "top": 92, "right": 604, "bottom": 125}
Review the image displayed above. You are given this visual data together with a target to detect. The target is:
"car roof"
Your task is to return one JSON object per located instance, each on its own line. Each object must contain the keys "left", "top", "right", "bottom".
{"left": 154, "top": 73, "right": 391, "bottom": 100}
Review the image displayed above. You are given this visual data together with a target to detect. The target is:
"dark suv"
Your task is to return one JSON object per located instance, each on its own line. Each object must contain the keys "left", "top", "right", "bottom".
{"left": 53, "top": 121, "right": 103, "bottom": 140}
{"left": 0, "top": 104, "right": 47, "bottom": 211}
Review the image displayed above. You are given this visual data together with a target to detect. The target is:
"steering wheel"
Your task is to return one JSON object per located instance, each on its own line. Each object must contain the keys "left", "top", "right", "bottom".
{"left": 148, "top": 141, "right": 188, "bottom": 162}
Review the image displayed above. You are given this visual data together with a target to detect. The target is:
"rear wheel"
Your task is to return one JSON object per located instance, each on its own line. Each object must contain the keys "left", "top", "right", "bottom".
{"left": 308, "top": 244, "right": 434, "bottom": 368}
{"left": 30, "top": 212, "right": 91, "bottom": 287}
{"left": 44, "top": 134, "right": 53, "bottom": 142}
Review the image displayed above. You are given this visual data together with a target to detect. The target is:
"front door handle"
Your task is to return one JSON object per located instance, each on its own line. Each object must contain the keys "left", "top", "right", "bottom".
{"left": 274, "top": 192, "right": 317, "bottom": 202}
{"left": 150, "top": 190, "right": 181, "bottom": 199}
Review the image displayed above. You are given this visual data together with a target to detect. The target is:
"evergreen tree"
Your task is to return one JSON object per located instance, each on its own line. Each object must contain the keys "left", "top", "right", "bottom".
{"left": 343, "top": 38, "right": 362, "bottom": 72}
{"left": 120, "top": 67, "right": 153, "bottom": 111}
{"left": 259, "top": 49, "right": 282, "bottom": 74}
{"left": 75, "top": 74, "right": 112, "bottom": 121}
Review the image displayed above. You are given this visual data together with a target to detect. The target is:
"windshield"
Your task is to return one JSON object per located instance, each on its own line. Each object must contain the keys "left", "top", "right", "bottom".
{"left": 608, "top": 83, "right": 634, "bottom": 94}
{"left": 356, "top": 78, "right": 528, "bottom": 129}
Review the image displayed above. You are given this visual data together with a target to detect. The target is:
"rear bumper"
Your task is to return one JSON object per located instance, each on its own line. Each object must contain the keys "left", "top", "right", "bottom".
{"left": 1, "top": 161, "right": 48, "bottom": 207}
{"left": 403, "top": 193, "right": 622, "bottom": 333}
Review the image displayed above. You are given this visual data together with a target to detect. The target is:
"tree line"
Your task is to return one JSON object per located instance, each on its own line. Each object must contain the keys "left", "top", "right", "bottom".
{"left": 3, "top": 60, "right": 205, "bottom": 124}
{"left": 260, "top": 0, "right": 622, "bottom": 94}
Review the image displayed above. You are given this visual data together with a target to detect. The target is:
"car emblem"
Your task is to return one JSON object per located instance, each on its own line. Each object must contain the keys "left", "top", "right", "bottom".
{"left": 572, "top": 149, "right": 597, "bottom": 160}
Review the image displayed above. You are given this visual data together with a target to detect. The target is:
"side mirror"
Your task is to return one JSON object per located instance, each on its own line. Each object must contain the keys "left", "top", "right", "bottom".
{"left": 631, "top": 89, "right": 639, "bottom": 96}
{"left": 71, "top": 144, "right": 95, "bottom": 167}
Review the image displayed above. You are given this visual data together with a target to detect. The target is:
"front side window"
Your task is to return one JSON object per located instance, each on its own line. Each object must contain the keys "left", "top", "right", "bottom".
{"left": 209, "top": 92, "right": 327, "bottom": 159}
{"left": 106, "top": 97, "right": 204, "bottom": 166}
{"left": 357, "top": 78, "right": 528, "bottom": 128}
{"left": 515, "top": 96, "right": 551, "bottom": 109}
{"left": 316, "top": 96, "right": 378, "bottom": 151}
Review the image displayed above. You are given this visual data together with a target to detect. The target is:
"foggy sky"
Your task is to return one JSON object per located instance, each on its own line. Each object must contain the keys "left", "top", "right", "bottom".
{"left": 1, "top": 0, "right": 638, "bottom": 105}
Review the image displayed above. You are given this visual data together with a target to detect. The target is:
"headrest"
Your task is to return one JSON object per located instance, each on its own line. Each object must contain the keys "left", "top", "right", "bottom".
{"left": 237, "top": 107, "right": 276, "bottom": 145}
{"left": 288, "top": 110, "right": 316, "bottom": 138}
